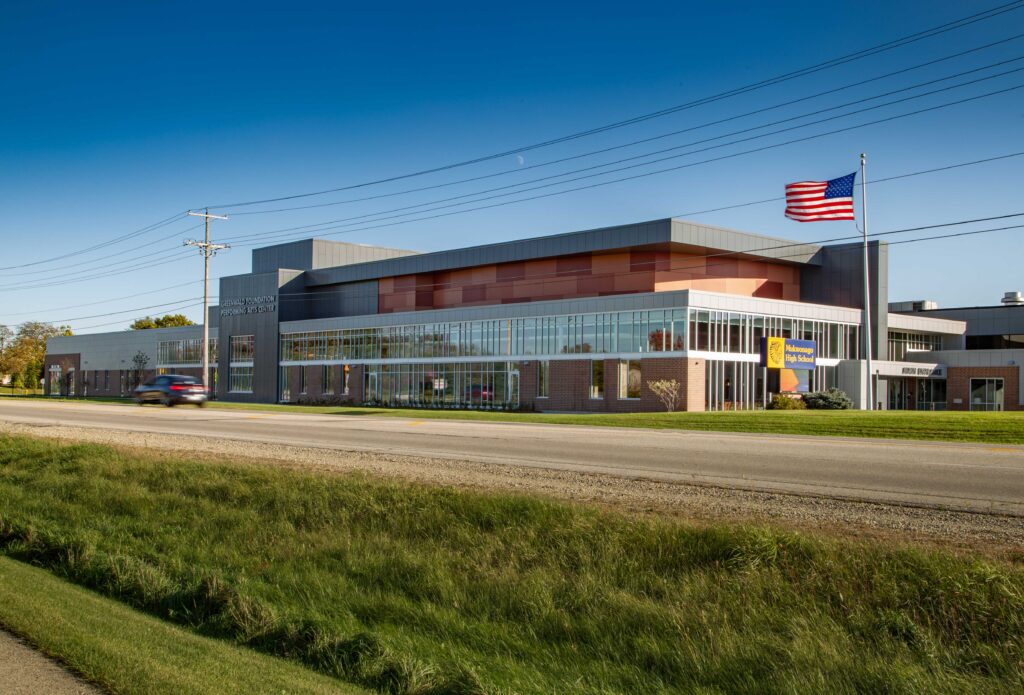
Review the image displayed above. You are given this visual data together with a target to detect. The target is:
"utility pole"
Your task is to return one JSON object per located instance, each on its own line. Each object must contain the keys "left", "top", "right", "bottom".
{"left": 185, "top": 209, "right": 229, "bottom": 395}
{"left": 860, "top": 154, "right": 874, "bottom": 411}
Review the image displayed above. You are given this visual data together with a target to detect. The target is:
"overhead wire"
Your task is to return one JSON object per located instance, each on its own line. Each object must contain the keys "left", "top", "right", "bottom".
{"left": 226, "top": 32, "right": 1024, "bottom": 217}
{"left": 218, "top": 61, "right": 1024, "bottom": 245}
{"left": 219, "top": 83, "right": 1024, "bottom": 250}
{"left": 266, "top": 213, "right": 1024, "bottom": 306}
{"left": 204, "top": 0, "right": 1024, "bottom": 209}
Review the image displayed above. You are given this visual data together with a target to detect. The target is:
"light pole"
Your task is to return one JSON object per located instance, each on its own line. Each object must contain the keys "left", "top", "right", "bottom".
{"left": 860, "top": 153, "right": 873, "bottom": 411}
{"left": 185, "top": 209, "right": 229, "bottom": 393}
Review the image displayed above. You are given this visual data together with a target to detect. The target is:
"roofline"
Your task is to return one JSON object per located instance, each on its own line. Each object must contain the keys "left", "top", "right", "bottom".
{"left": 301, "top": 217, "right": 824, "bottom": 288}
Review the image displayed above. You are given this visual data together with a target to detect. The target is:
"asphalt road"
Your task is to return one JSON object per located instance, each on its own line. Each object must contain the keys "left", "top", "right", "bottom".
{"left": 2, "top": 399, "right": 1023, "bottom": 515}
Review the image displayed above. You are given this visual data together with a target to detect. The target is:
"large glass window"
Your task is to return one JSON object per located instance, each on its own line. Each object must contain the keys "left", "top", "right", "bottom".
{"left": 970, "top": 378, "right": 1004, "bottom": 411}
{"left": 158, "top": 338, "right": 218, "bottom": 365}
{"left": 278, "top": 309, "right": 863, "bottom": 362}
{"left": 364, "top": 362, "right": 518, "bottom": 409}
{"left": 537, "top": 361, "right": 550, "bottom": 398}
{"left": 618, "top": 360, "right": 641, "bottom": 399}
{"left": 590, "top": 361, "right": 604, "bottom": 399}
{"left": 229, "top": 366, "right": 253, "bottom": 393}
{"left": 888, "top": 331, "right": 942, "bottom": 361}
{"left": 230, "top": 335, "right": 255, "bottom": 362}
{"left": 323, "top": 365, "right": 336, "bottom": 395}
{"left": 279, "top": 367, "right": 291, "bottom": 402}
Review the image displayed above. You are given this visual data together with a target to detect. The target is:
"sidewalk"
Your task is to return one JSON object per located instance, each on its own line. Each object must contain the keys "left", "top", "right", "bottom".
{"left": 0, "top": 628, "right": 102, "bottom": 695}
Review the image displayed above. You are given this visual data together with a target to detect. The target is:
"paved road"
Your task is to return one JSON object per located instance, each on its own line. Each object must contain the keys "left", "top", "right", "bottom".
{"left": 2, "top": 399, "right": 1023, "bottom": 514}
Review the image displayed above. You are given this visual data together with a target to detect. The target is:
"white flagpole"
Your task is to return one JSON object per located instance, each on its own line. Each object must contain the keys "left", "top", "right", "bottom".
{"left": 860, "top": 153, "right": 874, "bottom": 411}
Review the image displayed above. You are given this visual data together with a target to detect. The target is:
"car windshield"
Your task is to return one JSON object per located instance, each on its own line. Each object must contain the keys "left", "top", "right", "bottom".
{"left": 170, "top": 377, "right": 200, "bottom": 384}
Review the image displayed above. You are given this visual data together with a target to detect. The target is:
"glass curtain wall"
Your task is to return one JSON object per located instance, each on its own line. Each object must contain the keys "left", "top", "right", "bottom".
{"left": 281, "top": 308, "right": 860, "bottom": 363}
{"left": 887, "top": 331, "right": 943, "bottom": 361}
{"left": 364, "top": 362, "right": 518, "bottom": 409}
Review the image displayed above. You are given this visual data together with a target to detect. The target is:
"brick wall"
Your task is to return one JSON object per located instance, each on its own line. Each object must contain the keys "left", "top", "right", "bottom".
{"left": 43, "top": 353, "right": 80, "bottom": 396}
{"left": 947, "top": 366, "right": 1020, "bottom": 411}
{"left": 521, "top": 356, "right": 706, "bottom": 412}
{"left": 286, "top": 363, "right": 363, "bottom": 404}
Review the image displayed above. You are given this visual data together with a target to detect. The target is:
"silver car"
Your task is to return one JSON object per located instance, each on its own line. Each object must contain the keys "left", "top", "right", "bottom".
{"left": 133, "top": 374, "right": 208, "bottom": 407}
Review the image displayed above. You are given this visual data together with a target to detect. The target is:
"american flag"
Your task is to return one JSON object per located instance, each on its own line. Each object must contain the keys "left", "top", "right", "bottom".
{"left": 785, "top": 172, "right": 856, "bottom": 222}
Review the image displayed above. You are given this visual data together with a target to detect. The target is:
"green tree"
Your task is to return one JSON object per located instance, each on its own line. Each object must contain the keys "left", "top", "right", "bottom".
{"left": 130, "top": 314, "right": 195, "bottom": 330}
{"left": 0, "top": 322, "right": 72, "bottom": 390}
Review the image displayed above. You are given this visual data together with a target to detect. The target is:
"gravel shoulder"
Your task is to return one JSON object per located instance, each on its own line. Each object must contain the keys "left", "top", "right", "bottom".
{"left": 0, "top": 628, "right": 103, "bottom": 695}
{"left": 5, "top": 421, "right": 1024, "bottom": 561}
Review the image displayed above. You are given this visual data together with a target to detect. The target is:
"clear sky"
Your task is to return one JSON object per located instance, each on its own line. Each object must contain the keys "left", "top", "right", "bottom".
{"left": 1, "top": 0, "right": 1022, "bottom": 332}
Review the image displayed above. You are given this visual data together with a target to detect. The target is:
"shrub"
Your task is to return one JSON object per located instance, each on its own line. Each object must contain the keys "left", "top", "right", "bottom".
{"left": 768, "top": 394, "right": 806, "bottom": 410}
{"left": 647, "top": 379, "right": 682, "bottom": 412}
{"left": 803, "top": 388, "right": 853, "bottom": 410}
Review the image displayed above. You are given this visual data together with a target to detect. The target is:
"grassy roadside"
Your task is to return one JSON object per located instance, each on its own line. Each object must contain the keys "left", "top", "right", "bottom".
{"left": 8, "top": 392, "right": 1024, "bottom": 443}
{"left": 0, "top": 557, "right": 366, "bottom": 695}
{"left": 1, "top": 434, "right": 1022, "bottom": 694}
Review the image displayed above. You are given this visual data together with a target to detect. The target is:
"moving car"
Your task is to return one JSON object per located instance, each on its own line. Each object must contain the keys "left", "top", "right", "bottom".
{"left": 133, "top": 374, "right": 208, "bottom": 407}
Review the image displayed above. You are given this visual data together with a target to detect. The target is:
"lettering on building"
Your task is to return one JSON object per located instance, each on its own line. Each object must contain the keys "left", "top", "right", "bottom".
{"left": 221, "top": 295, "right": 277, "bottom": 317}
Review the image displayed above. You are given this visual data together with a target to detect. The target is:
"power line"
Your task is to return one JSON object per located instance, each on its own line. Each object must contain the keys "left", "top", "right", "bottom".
{"left": 26, "top": 297, "right": 205, "bottom": 325}
{"left": 65, "top": 302, "right": 205, "bottom": 332}
{"left": 0, "top": 248, "right": 197, "bottom": 292}
{"left": 219, "top": 62, "right": 1024, "bottom": 244}
{"left": 1, "top": 221, "right": 204, "bottom": 278}
{"left": 266, "top": 213, "right": 1024, "bottom": 303}
{"left": 10, "top": 31, "right": 1018, "bottom": 280}
{"left": 227, "top": 32, "right": 1024, "bottom": 218}
{"left": 221, "top": 83, "right": 1024, "bottom": 250}
{"left": 204, "top": 0, "right": 1024, "bottom": 209}
{"left": 0, "top": 212, "right": 188, "bottom": 272}
{"left": 0, "top": 280, "right": 203, "bottom": 319}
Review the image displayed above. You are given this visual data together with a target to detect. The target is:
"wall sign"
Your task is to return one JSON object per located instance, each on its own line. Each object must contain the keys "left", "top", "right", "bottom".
{"left": 221, "top": 295, "right": 277, "bottom": 317}
{"left": 760, "top": 337, "right": 817, "bottom": 370}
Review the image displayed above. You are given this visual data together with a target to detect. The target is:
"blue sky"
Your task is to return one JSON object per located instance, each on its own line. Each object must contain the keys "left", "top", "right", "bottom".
{"left": 1, "top": 0, "right": 1022, "bottom": 332}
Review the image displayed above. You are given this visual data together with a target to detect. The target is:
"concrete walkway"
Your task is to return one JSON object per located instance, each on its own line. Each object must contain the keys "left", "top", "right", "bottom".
{"left": 0, "top": 628, "right": 102, "bottom": 695}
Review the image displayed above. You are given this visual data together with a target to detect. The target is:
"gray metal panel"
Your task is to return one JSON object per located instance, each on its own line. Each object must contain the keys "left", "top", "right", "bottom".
{"left": 800, "top": 240, "right": 888, "bottom": 359}
{"left": 216, "top": 270, "right": 300, "bottom": 403}
{"left": 252, "top": 238, "right": 418, "bottom": 273}
{"left": 304, "top": 218, "right": 822, "bottom": 287}
{"left": 46, "top": 325, "right": 204, "bottom": 371}
{"left": 910, "top": 305, "right": 1024, "bottom": 337}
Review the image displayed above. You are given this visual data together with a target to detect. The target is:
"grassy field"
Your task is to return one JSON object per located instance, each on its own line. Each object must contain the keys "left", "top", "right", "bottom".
{"left": 11, "top": 392, "right": 1024, "bottom": 443}
{"left": 0, "top": 556, "right": 367, "bottom": 695}
{"left": 1, "top": 434, "right": 1022, "bottom": 694}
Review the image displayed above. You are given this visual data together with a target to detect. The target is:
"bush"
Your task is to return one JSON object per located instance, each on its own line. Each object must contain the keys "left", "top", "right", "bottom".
{"left": 768, "top": 394, "right": 806, "bottom": 410}
{"left": 803, "top": 388, "right": 853, "bottom": 410}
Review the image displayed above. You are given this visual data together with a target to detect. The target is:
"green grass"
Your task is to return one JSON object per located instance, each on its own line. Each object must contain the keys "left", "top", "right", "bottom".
{"left": 0, "top": 556, "right": 367, "bottom": 695}
{"left": 12, "top": 392, "right": 1024, "bottom": 443}
{"left": 1, "top": 434, "right": 1022, "bottom": 694}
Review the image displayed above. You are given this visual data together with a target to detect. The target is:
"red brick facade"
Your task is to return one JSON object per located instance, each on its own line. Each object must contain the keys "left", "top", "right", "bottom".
{"left": 378, "top": 250, "right": 800, "bottom": 314}
{"left": 284, "top": 364, "right": 364, "bottom": 404}
{"left": 946, "top": 366, "right": 1021, "bottom": 411}
{"left": 519, "top": 357, "right": 705, "bottom": 412}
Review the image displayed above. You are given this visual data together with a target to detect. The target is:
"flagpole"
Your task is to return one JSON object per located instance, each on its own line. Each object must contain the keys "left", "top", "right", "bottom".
{"left": 860, "top": 153, "right": 874, "bottom": 411}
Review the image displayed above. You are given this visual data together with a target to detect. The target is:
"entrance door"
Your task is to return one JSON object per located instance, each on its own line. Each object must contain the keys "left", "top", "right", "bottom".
{"left": 887, "top": 378, "right": 911, "bottom": 410}
{"left": 508, "top": 369, "right": 520, "bottom": 408}
{"left": 48, "top": 366, "right": 61, "bottom": 396}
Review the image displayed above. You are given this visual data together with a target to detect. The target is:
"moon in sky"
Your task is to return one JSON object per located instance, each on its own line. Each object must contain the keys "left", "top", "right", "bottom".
{"left": 516, "top": 155, "right": 525, "bottom": 166}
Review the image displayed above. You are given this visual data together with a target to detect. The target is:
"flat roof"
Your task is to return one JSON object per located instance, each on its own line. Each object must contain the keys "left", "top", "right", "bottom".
{"left": 302, "top": 218, "right": 823, "bottom": 288}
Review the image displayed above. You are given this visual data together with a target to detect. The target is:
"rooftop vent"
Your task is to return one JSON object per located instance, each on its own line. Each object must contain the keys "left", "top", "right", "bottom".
{"left": 1002, "top": 291, "right": 1024, "bottom": 306}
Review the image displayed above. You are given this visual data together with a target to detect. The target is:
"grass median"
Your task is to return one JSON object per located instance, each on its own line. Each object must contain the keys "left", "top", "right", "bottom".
{"left": 0, "top": 556, "right": 366, "bottom": 695}
{"left": 12, "top": 393, "right": 1024, "bottom": 443}
{"left": 2, "top": 433, "right": 1023, "bottom": 694}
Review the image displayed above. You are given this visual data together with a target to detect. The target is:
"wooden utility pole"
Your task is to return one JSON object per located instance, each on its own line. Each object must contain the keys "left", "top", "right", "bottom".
{"left": 185, "top": 209, "right": 229, "bottom": 393}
